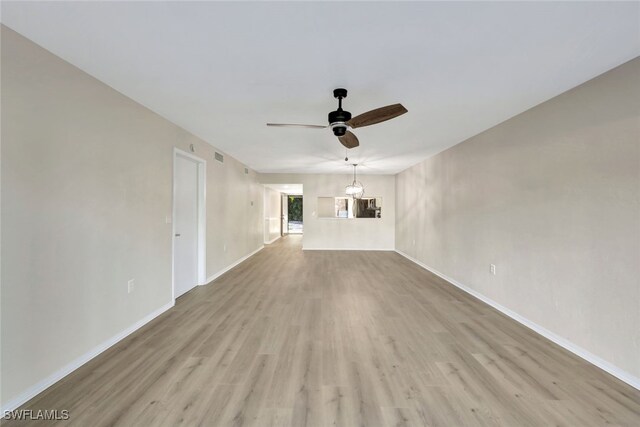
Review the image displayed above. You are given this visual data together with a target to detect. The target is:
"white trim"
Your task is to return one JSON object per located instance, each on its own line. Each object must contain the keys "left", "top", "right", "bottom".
{"left": 263, "top": 187, "right": 268, "bottom": 243}
{"left": 1, "top": 301, "right": 174, "bottom": 413}
{"left": 394, "top": 249, "right": 640, "bottom": 391}
{"left": 205, "top": 245, "right": 264, "bottom": 284}
{"left": 172, "top": 148, "right": 207, "bottom": 302}
{"left": 265, "top": 235, "right": 281, "bottom": 245}
{"left": 281, "top": 193, "right": 288, "bottom": 237}
{"left": 303, "top": 247, "right": 395, "bottom": 251}
{"left": 197, "top": 154, "right": 206, "bottom": 285}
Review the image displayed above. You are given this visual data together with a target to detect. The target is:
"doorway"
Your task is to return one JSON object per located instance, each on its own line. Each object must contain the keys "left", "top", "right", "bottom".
{"left": 172, "top": 148, "right": 206, "bottom": 300}
{"left": 286, "top": 195, "right": 303, "bottom": 234}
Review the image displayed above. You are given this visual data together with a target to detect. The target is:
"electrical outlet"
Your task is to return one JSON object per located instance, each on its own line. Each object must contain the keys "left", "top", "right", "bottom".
{"left": 223, "top": 243, "right": 227, "bottom": 252}
{"left": 490, "top": 264, "right": 496, "bottom": 275}
{"left": 128, "top": 279, "right": 135, "bottom": 293}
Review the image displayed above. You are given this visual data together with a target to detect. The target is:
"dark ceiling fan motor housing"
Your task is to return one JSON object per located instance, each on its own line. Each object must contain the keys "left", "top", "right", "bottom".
{"left": 328, "top": 88, "right": 351, "bottom": 137}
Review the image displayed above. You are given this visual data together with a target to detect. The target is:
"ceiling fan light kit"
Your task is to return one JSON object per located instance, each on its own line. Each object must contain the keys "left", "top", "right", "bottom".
{"left": 267, "top": 88, "right": 407, "bottom": 150}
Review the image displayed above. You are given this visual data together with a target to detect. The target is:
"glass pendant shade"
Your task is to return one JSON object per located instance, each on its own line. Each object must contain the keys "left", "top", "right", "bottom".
{"left": 345, "top": 182, "right": 364, "bottom": 199}
{"left": 346, "top": 164, "right": 365, "bottom": 199}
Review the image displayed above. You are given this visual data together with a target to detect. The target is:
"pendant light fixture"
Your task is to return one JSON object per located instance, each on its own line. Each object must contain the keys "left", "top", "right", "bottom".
{"left": 345, "top": 163, "right": 364, "bottom": 199}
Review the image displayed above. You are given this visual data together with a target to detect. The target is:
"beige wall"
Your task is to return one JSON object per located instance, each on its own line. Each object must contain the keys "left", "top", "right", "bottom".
{"left": 0, "top": 26, "right": 263, "bottom": 407}
{"left": 396, "top": 58, "right": 640, "bottom": 380}
{"left": 260, "top": 173, "right": 395, "bottom": 250}
{"left": 263, "top": 186, "right": 282, "bottom": 243}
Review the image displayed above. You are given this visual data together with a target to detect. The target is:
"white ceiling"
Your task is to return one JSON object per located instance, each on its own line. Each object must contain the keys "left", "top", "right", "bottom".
{"left": 264, "top": 184, "right": 303, "bottom": 196}
{"left": 2, "top": 2, "right": 639, "bottom": 174}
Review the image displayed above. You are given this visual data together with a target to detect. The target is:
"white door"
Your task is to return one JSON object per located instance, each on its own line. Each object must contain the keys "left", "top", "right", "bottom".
{"left": 174, "top": 154, "right": 199, "bottom": 298}
{"left": 281, "top": 194, "right": 288, "bottom": 236}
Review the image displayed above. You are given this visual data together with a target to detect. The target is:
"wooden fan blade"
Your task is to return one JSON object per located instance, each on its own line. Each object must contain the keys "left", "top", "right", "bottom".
{"left": 338, "top": 131, "right": 359, "bottom": 149}
{"left": 266, "top": 123, "right": 326, "bottom": 129}
{"left": 347, "top": 104, "right": 408, "bottom": 129}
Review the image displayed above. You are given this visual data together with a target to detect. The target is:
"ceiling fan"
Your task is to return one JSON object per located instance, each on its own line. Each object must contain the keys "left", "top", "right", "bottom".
{"left": 267, "top": 88, "right": 407, "bottom": 149}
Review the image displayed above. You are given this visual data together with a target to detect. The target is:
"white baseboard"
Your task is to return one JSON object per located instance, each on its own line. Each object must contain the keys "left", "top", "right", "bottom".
{"left": 264, "top": 235, "right": 281, "bottom": 245}
{"left": 303, "top": 247, "right": 395, "bottom": 251}
{"left": 205, "top": 245, "right": 264, "bottom": 284}
{"left": 395, "top": 249, "right": 640, "bottom": 391}
{"left": 1, "top": 301, "right": 175, "bottom": 413}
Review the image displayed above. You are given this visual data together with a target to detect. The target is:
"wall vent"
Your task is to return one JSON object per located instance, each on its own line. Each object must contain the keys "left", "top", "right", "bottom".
{"left": 215, "top": 152, "right": 224, "bottom": 163}
{"left": 244, "top": 167, "right": 249, "bottom": 174}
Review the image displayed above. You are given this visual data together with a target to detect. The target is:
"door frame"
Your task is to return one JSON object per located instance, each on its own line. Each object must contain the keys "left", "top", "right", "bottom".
{"left": 172, "top": 147, "right": 207, "bottom": 301}
{"left": 281, "top": 193, "right": 288, "bottom": 236}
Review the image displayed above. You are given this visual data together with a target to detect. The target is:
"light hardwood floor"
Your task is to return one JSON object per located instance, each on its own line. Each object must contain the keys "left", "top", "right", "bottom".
{"left": 5, "top": 235, "right": 640, "bottom": 426}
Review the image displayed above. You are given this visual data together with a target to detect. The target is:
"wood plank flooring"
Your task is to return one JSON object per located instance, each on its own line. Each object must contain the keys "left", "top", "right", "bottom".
{"left": 5, "top": 235, "right": 640, "bottom": 426}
